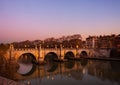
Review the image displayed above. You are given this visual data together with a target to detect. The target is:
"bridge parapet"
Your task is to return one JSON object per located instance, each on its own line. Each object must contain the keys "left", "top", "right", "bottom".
{"left": 5, "top": 47, "right": 112, "bottom": 62}
{"left": 14, "top": 48, "right": 36, "bottom": 51}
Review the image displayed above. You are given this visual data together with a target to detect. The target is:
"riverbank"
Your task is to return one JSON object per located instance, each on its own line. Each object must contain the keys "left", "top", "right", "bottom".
{"left": 85, "top": 57, "right": 120, "bottom": 61}
{"left": 72, "top": 57, "right": 120, "bottom": 62}
{"left": 0, "top": 76, "right": 24, "bottom": 85}
{"left": 52, "top": 57, "right": 120, "bottom": 62}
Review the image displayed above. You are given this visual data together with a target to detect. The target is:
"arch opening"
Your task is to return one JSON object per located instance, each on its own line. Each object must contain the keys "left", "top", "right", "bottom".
{"left": 64, "top": 51, "right": 75, "bottom": 60}
{"left": 18, "top": 53, "right": 36, "bottom": 64}
{"left": 44, "top": 52, "right": 58, "bottom": 62}
{"left": 110, "top": 49, "right": 120, "bottom": 58}
{"left": 80, "top": 51, "right": 88, "bottom": 58}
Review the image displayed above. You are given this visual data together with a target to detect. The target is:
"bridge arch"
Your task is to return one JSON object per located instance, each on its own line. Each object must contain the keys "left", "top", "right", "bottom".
{"left": 18, "top": 53, "right": 36, "bottom": 64}
{"left": 44, "top": 52, "right": 58, "bottom": 62}
{"left": 80, "top": 51, "right": 88, "bottom": 58}
{"left": 64, "top": 51, "right": 75, "bottom": 60}
{"left": 110, "top": 49, "right": 120, "bottom": 58}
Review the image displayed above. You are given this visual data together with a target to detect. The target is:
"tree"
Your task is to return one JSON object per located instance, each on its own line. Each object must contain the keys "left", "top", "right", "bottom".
{"left": 0, "top": 43, "right": 9, "bottom": 56}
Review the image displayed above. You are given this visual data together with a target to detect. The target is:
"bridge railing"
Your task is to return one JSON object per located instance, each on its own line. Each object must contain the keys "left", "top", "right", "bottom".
{"left": 14, "top": 48, "right": 36, "bottom": 51}
{"left": 13, "top": 48, "right": 97, "bottom": 51}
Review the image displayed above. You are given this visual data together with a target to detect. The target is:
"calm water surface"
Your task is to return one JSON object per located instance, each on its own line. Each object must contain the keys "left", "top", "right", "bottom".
{"left": 0, "top": 59, "right": 120, "bottom": 85}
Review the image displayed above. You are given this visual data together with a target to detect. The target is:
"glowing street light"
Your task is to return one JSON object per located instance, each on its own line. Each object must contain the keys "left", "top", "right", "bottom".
{"left": 76, "top": 45, "right": 79, "bottom": 49}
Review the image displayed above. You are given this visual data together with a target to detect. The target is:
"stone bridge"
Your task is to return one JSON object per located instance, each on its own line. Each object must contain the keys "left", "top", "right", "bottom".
{"left": 2, "top": 44, "right": 112, "bottom": 63}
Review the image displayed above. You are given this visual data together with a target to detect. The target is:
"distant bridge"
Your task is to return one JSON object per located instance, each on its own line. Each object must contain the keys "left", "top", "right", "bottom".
{"left": 2, "top": 44, "right": 112, "bottom": 63}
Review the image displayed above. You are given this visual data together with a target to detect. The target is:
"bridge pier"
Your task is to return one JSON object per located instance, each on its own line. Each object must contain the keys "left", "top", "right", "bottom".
{"left": 37, "top": 44, "right": 41, "bottom": 63}
{"left": 37, "top": 44, "right": 45, "bottom": 64}
{"left": 59, "top": 44, "right": 64, "bottom": 60}
{"left": 9, "top": 44, "right": 16, "bottom": 62}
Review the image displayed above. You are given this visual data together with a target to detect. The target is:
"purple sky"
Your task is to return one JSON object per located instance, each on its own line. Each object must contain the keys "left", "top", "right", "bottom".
{"left": 0, "top": 0, "right": 120, "bottom": 43}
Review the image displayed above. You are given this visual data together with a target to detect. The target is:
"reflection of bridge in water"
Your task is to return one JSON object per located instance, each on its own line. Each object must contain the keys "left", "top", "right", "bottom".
{"left": 13, "top": 60, "right": 120, "bottom": 85}
{"left": 0, "top": 58, "right": 120, "bottom": 85}
{"left": 15, "top": 60, "right": 88, "bottom": 80}
{"left": 2, "top": 44, "right": 113, "bottom": 63}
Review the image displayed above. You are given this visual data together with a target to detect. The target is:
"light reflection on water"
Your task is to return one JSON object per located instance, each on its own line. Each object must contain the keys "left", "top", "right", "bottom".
{"left": 0, "top": 59, "right": 120, "bottom": 85}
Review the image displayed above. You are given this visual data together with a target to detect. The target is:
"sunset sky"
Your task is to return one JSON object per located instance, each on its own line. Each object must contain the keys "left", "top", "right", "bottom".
{"left": 0, "top": 0, "right": 120, "bottom": 43}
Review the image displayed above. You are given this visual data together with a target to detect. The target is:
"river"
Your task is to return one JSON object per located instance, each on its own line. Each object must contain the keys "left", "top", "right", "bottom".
{"left": 0, "top": 59, "right": 120, "bottom": 85}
